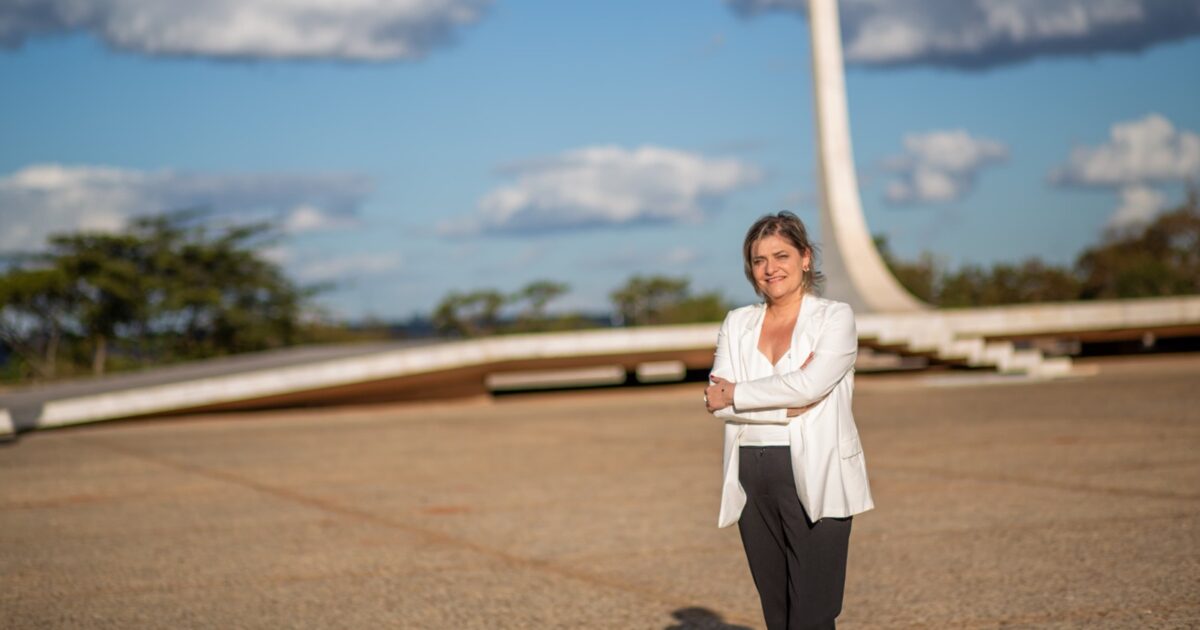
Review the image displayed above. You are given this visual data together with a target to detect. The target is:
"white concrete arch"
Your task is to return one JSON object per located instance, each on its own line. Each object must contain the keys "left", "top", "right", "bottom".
{"left": 809, "top": 0, "right": 927, "bottom": 313}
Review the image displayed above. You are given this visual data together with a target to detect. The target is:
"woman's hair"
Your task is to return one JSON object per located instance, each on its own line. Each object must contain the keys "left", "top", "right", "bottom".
{"left": 742, "top": 211, "right": 824, "bottom": 297}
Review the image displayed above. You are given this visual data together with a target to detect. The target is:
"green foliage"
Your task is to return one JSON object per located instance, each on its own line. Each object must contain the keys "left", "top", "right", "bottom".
{"left": 516, "top": 280, "right": 566, "bottom": 317}
{"left": 511, "top": 280, "right": 569, "bottom": 333}
{"left": 50, "top": 230, "right": 151, "bottom": 373}
{"left": 0, "top": 266, "right": 73, "bottom": 378}
{"left": 664, "top": 293, "right": 731, "bottom": 325}
{"left": 880, "top": 194, "right": 1200, "bottom": 307}
{"left": 937, "top": 260, "right": 1082, "bottom": 307}
{"left": 432, "top": 280, "right": 579, "bottom": 338}
{"left": 610, "top": 275, "right": 689, "bottom": 326}
{"left": 430, "top": 274, "right": 730, "bottom": 337}
{"left": 432, "top": 289, "right": 507, "bottom": 337}
{"left": 1077, "top": 193, "right": 1200, "bottom": 299}
{"left": 610, "top": 275, "right": 729, "bottom": 326}
{"left": 875, "top": 236, "right": 938, "bottom": 303}
{"left": 0, "top": 211, "right": 311, "bottom": 379}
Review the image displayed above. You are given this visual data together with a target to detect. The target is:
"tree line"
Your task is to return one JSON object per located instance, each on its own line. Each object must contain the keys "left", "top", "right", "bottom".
{"left": 0, "top": 212, "right": 313, "bottom": 380}
{"left": 2, "top": 194, "right": 1195, "bottom": 382}
{"left": 435, "top": 193, "right": 1199, "bottom": 336}
{"left": 431, "top": 275, "right": 729, "bottom": 337}
{"left": 879, "top": 193, "right": 1200, "bottom": 307}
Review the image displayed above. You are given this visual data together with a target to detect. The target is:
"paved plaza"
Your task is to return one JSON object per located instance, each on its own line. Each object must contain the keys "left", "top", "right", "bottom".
{"left": 3, "top": 354, "right": 1199, "bottom": 629}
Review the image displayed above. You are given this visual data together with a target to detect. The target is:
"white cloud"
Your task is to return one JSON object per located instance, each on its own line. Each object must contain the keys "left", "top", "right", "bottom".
{"left": 663, "top": 246, "right": 702, "bottom": 266}
{"left": 780, "top": 188, "right": 816, "bottom": 209}
{"left": 282, "top": 204, "right": 359, "bottom": 234}
{"left": 0, "top": 0, "right": 489, "bottom": 61}
{"left": 293, "top": 252, "right": 403, "bottom": 282}
{"left": 0, "top": 163, "right": 372, "bottom": 253}
{"left": 259, "top": 244, "right": 292, "bottom": 266}
{"left": 190, "top": 243, "right": 400, "bottom": 284}
{"left": 1050, "top": 113, "right": 1200, "bottom": 188}
{"left": 1110, "top": 185, "right": 1165, "bottom": 228}
{"left": 1050, "top": 114, "right": 1200, "bottom": 226}
{"left": 726, "top": 0, "right": 1200, "bottom": 69}
{"left": 883, "top": 130, "right": 1007, "bottom": 204}
{"left": 577, "top": 244, "right": 707, "bottom": 271}
{"left": 442, "top": 145, "right": 763, "bottom": 235}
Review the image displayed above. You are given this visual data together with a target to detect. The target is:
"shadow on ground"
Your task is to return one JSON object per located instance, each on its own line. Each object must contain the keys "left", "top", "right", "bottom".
{"left": 664, "top": 607, "right": 753, "bottom": 630}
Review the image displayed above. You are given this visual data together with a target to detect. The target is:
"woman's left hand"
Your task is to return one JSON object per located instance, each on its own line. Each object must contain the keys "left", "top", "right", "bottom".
{"left": 705, "top": 376, "right": 736, "bottom": 412}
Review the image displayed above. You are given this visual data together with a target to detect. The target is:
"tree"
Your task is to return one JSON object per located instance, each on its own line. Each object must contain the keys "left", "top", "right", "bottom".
{"left": 877, "top": 234, "right": 1084, "bottom": 307}
{"left": 168, "top": 220, "right": 307, "bottom": 356}
{"left": 877, "top": 193, "right": 1200, "bottom": 308}
{"left": 510, "top": 280, "right": 569, "bottom": 332}
{"left": 874, "top": 235, "right": 939, "bottom": 303}
{"left": 1077, "top": 193, "right": 1200, "bottom": 299}
{"left": 517, "top": 280, "right": 567, "bottom": 319}
{"left": 0, "top": 266, "right": 73, "bottom": 378}
{"left": 938, "top": 260, "right": 1080, "bottom": 307}
{"left": 610, "top": 275, "right": 729, "bottom": 326}
{"left": 431, "top": 289, "right": 507, "bottom": 338}
{"left": 663, "top": 292, "right": 729, "bottom": 324}
{"left": 0, "top": 211, "right": 311, "bottom": 379}
{"left": 49, "top": 232, "right": 148, "bottom": 374}
{"left": 610, "top": 275, "right": 689, "bottom": 326}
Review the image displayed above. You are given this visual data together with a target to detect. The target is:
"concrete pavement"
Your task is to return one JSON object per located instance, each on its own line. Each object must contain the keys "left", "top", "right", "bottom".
{"left": 3, "top": 354, "right": 1198, "bottom": 628}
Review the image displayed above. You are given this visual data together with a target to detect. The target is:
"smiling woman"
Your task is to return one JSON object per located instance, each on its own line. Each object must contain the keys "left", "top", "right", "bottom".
{"left": 704, "top": 210, "right": 872, "bottom": 630}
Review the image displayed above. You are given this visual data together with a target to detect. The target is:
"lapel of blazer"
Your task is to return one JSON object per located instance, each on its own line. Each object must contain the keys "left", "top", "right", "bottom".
{"left": 793, "top": 296, "right": 827, "bottom": 361}
{"left": 736, "top": 303, "right": 765, "bottom": 379}
{"left": 737, "top": 298, "right": 831, "bottom": 375}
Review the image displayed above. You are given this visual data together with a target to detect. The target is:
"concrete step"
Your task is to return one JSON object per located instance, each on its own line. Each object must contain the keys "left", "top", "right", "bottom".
{"left": 888, "top": 327, "right": 1074, "bottom": 378}
{"left": 937, "top": 338, "right": 985, "bottom": 364}
{"left": 1033, "top": 356, "right": 1075, "bottom": 378}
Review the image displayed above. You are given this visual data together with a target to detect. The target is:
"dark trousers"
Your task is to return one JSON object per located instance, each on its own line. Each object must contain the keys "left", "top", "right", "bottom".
{"left": 738, "top": 446, "right": 852, "bottom": 630}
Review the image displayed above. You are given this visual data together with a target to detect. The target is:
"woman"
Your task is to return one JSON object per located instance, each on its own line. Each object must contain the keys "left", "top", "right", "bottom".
{"left": 704, "top": 211, "right": 873, "bottom": 630}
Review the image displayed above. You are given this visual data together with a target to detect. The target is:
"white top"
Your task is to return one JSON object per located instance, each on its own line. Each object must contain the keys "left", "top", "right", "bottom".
{"left": 739, "top": 348, "right": 791, "bottom": 446}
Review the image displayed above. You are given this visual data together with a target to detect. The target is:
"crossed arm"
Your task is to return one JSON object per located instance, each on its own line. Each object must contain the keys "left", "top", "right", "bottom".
{"left": 706, "top": 355, "right": 815, "bottom": 417}
{"left": 704, "top": 303, "right": 857, "bottom": 424}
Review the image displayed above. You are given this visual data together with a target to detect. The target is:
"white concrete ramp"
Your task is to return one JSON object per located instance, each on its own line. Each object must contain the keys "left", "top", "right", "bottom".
{"left": 0, "top": 325, "right": 721, "bottom": 436}
{"left": 3, "top": 296, "right": 1197, "bottom": 438}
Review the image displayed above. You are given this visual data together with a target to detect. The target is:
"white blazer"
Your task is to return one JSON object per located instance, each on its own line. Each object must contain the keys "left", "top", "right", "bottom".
{"left": 711, "top": 295, "right": 874, "bottom": 528}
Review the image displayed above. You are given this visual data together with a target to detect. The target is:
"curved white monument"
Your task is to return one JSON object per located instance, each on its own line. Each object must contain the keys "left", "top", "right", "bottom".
{"left": 809, "top": 0, "right": 927, "bottom": 313}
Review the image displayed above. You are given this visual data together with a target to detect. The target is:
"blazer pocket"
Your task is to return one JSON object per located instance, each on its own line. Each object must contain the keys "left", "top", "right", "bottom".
{"left": 838, "top": 436, "right": 863, "bottom": 459}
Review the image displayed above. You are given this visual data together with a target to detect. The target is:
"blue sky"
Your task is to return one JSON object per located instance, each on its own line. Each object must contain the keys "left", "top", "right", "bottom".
{"left": 2, "top": 0, "right": 1199, "bottom": 320}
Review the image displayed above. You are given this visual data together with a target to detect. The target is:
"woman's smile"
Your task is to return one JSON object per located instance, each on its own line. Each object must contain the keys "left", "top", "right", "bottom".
{"left": 751, "top": 234, "right": 809, "bottom": 302}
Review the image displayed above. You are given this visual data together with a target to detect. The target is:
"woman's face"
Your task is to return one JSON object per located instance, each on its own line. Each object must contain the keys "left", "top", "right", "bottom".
{"left": 751, "top": 234, "right": 810, "bottom": 303}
